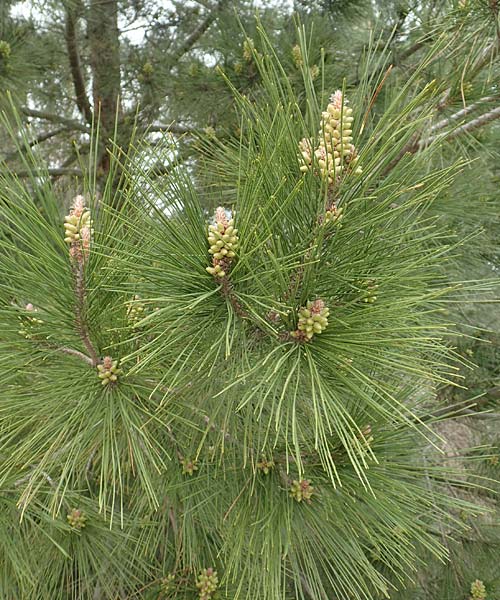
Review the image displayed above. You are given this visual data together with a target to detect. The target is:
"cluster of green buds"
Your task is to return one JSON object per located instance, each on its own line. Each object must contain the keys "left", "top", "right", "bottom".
{"left": 290, "top": 479, "right": 314, "bottom": 504}
{"left": 64, "top": 195, "right": 92, "bottom": 262}
{"left": 359, "top": 424, "right": 374, "bottom": 446}
{"left": 181, "top": 457, "right": 198, "bottom": 476}
{"left": 361, "top": 279, "right": 378, "bottom": 303}
{"left": 292, "top": 44, "right": 303, "bottom": 67}
{"left": 67, "top": 508, "right": 87, "bottom": 530}
{"left": 243, "top": 38, "right": 255, "bottom": 62}
{"left": 159, "top": 573, "right": 176, "bottom": 595}
{"left": 298, "top": 90, "right": 361, "bottom": 184}
{"left": 97, "top": 356, "right": 122, "bottom": 386}
{"left": 126, "top": 294, "right": 145, "bottom": 326}
{"left": 324, "top": 202, "right": 344, "bottom": 226}
{"left": 18, "top": 303, "right": 43, "bottom": 339}
{"left": 489, "top": 455, "right": 499, "bottom": 466}
{"left": 292, "top": 299, "right": 329, "bottom": 342}
{"left": 196, "top": 568, "right": 219, "bottom": 600}
{"left": 0, "top": 40, "right": 11, "bottom": 59}
{"left": 206, "top": 207, "right": 239, "bottom": 278}
{"left": 309, "top": 64, "right": 320, "bottom": 81}
{"left": 256, "top": 457, "right": 275, "bottom": 475}
{"left": 469, "top": 579, "right": 487, "bottom": 600}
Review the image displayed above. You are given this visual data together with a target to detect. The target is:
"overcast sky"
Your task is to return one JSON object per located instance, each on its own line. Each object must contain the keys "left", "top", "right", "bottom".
{"left": 10, "top": 0, "right": 294, "bottom": 45}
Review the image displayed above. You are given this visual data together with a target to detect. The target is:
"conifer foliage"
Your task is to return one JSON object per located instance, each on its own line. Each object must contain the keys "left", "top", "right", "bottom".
{"left": 0, "top": 27, "right": 494, "bottom": 600}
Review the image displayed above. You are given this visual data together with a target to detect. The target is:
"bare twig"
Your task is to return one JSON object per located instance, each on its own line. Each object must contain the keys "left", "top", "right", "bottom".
{"left": 148, "top": 123, "right": 196, "bottom": 135}
{"left": 383, "top": 104, "right": 500, "bottom": 175}
{"left": 13, "top": 167, "right": 84, "bottom": 178}
{"left": 431, "top": 95, "right": 499, "bottom": 132}
{"left": 168, "top": 0, "right": 228, "bottom": 65}
{"left": 425, "top": 105, "right": 500, "bottom": 145}
{"left": 56, "top": 346, "right": 95, "bottom": 366}
{"left": 21, "top": 107, "right": 89, "bottom": 133}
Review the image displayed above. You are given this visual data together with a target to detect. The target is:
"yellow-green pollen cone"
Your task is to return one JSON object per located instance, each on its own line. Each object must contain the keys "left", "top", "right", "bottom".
{"left": 206, "top": 206, "right": 239, "bottom": 278}
{"left": 64, "top": 195, "right": 93, "bottom": 261}
{"left": 196, "top": 567, "right": 219, "bottom": 600}
{"left": 292, "top": 299, "right": 330, "bottom": 341}
{"left": 126, "top": 294, "right": 145, "bottom": 325}
{"left": 97, "top": 356, "right": 122, "bottom": 386}
{"left": 299, "top": 89, "right": 362, "bottom": 184}
{"left": 469, "top": 579, "right": 487, "bottom": 600}
{"left": 290, "top": 479, "right": 314, "bottom": 503}
{"left": 67, "top": 508, "right": 87, "bottom": 530}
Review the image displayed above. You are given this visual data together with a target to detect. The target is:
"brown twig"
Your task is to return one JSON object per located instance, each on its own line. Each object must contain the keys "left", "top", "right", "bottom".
{"left": 168, "top": 0, "right": 229, "bottom": 66}
{"left": 425, "top": 105, "right": 500, "bottom": 145}
{"left": 21, "top": 107, "right": 89, "bottom": 133}
{"left": 430, "top": 95, "right": 499, "bottom": 132}
{"left": 55, "top": 346, "right": 95, "bottom": 366}
{"left": 220, "top": 275, "right": 249, "bottom": 318}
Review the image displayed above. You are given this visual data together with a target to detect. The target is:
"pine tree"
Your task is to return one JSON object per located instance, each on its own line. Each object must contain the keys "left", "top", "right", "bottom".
{"left": 1, "top": 15, "right": 498, "bottom": 599}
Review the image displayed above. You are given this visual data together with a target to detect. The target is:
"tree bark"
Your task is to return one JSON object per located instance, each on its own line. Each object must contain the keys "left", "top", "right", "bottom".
{"left": 65, "top": 3, "right": 93, "bottom": 124}
{"left": 87, "top": 0, "right": 121, "bottom": 173}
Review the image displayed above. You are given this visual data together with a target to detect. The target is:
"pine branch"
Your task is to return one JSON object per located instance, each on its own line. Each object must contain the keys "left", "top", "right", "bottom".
{"left": 13, "top": 167, "right": 84, "bottom": 178}
{"left": 425, "top": 104, "right": 500, "bottom": 144}
{"left": 65, "top": 5, "right": 93, "bottom": 124}
{"left": 55, "top": 346, "right": 95, "bottom": 366}
{"left": 72, "top": 261, "right": 99, "bottom": 366}
{"left": 383, "top": 104, "right": 500, "bottom": 174}
{"left": 168, "top": 0, "right": 228, "bottom": 65}
{"left": 21, "top": 107, "right": 89, "bottom": 133}
{"left": 437, "top": 30, "right": 500, "bottom": 110}
{"left": 2, "top": 127, "right": 66, "bottom": 162}
{"left": 430, "top": 95, "right": 499, "bottom": 132}
{"left": 148, "top": 123, "right": 197, "bottom": 135}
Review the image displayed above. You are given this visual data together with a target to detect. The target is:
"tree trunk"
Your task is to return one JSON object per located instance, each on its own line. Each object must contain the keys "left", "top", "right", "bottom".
{"left": 87, "top": 0, "right": 121, "bottom": 172}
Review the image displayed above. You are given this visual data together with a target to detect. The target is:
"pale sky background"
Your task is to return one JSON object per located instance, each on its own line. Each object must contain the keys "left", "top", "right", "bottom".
{"left": 10, "top": 0, "right": 295, "bottom": 46}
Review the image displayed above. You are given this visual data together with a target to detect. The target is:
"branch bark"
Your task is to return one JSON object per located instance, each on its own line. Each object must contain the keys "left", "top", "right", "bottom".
{"left": 65, "top": 4, "right": 93, "bottom": 124}
{"left": 13, "top": 167, "right": 84, "bottom": 178}
{"left": 88, "top": 0, "right": 120, "bottom": 136}
{"left": 168, "top": 0, "right": 228, "bottom": 66}
{"left": 383, "top": 104, "right": 500, "bottom": 175}
{"left": 431, "top": 95, "right": 499, "bottom": 132}
{"left": 424, "top": 105, "right": 500, "bottom": 145}
{"left": 56, "top": 346, "right": 95, "bottom": 366}
{"left": 21, "top": 107, "right": 89, "bottom": 133}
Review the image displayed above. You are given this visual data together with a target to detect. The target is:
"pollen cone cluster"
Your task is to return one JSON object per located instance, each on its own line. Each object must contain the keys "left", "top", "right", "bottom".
{"left": 64, "top": 195, "right": 92, "bottom": 261}
{"left": 299, "top": 90, "right": 361, "bottom": 184}
{"left": 97, "top": 356, "right": 122, "bottom": 386}
{"left": 67, "top": 508, "right": 87, "bottom": 530}
{"left": 18, "top": 303, "right": 43, "bottom": 339}
{"left": 290, "top": 479, "right": 314, "bottom": 503}
{"left": 206, "top": 207, "right": 239, "bottom": 278}
{"left": 469, "top": 580, "right": 487, "bottom": 600}
{"left": 292, "top": 299, "right": 329, "bottom": 341}
{"left": 196, "top": 568, "right": 219, "bottom": 600}
{"left": 126, "top": 294, "right": 145, "bottom": 325}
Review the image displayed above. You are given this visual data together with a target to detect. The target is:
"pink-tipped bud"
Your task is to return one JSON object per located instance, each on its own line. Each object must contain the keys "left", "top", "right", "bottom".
{"left": 102, "top": 356, "right": 113, "bottom": 370}
{"left": 310, "top": 299, "right": 326, "bottom": 315}
{"left": 71, "top": 195, "right": 86, "bottom": 218}
{"left": 215, "top": 206, "right": 229, "bottom": 230}
{"left": 329, "top": 90, "right": 346, "bottom": 109}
